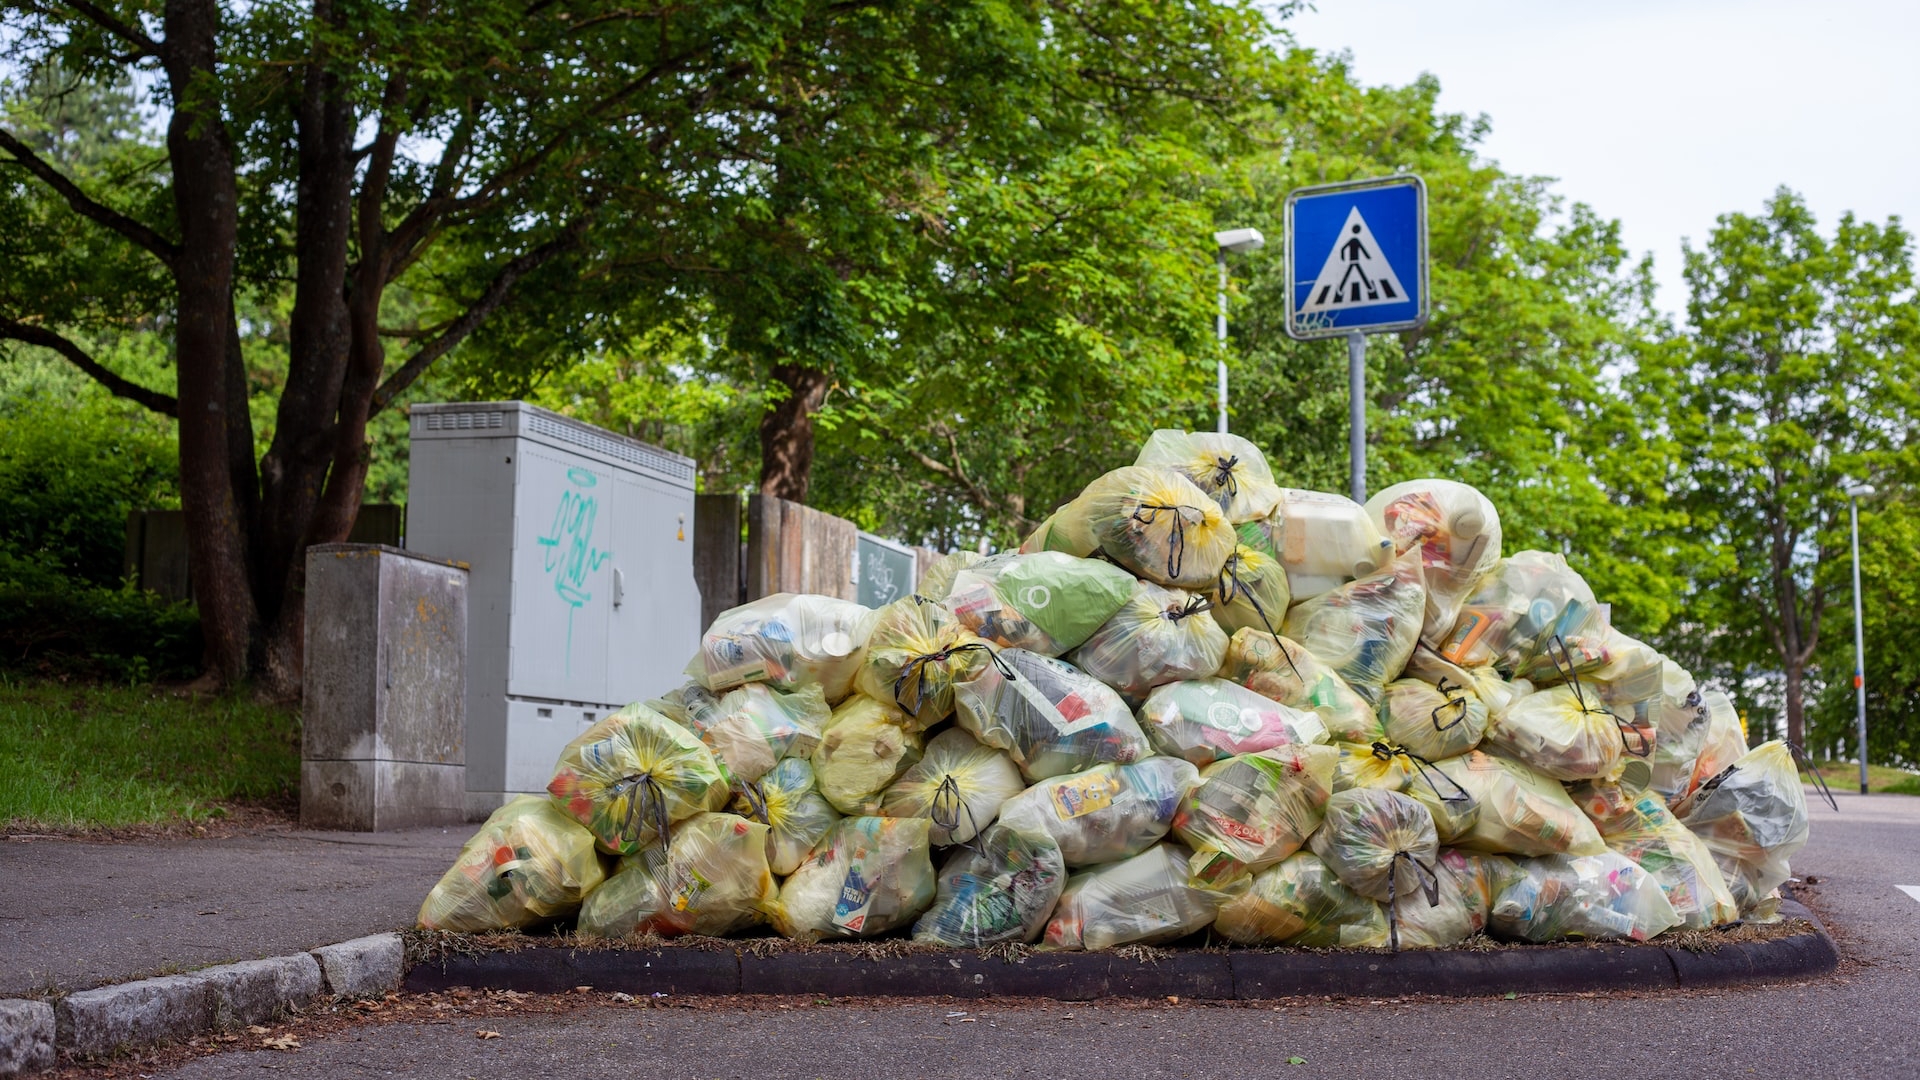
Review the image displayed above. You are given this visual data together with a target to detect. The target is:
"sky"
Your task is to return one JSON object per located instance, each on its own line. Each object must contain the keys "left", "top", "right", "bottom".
{"left": 1283, "top": 0, "right": 1920, "bottom": 315}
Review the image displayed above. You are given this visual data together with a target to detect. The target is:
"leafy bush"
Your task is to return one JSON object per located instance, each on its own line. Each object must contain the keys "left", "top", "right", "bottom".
{"left": 0, "top": 551, "right": 200, "bottom": 682}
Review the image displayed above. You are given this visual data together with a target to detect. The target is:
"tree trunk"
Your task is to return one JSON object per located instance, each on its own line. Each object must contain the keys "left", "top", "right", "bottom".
{"left": 759, "top": 363, "right": 830, "bottom": 502}
{"left": 164, "top": 0, "right": 252, "bottom": 686}
{"left": 1783, "top": 659, "right": 1806, "bottom": 749}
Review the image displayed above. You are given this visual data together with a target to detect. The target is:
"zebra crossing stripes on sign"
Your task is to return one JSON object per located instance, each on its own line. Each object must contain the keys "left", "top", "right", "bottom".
{"left": 1284, "top": 174, "right": 1428, "bottom": 340}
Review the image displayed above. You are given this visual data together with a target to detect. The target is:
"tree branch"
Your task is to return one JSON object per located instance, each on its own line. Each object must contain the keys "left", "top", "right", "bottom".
{"left": 0, "top": 127, "right": 180, "bottom": 269}
{"left": 47, "top": 0, "right": 164, "bottom": 58}
{"left": 0, "top": 318, "right": 179, "bottom": 415}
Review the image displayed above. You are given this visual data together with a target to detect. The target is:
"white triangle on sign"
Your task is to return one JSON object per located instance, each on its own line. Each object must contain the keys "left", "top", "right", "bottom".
{"left": 1299, "top": 207, "right": 1409, "bottom": 314}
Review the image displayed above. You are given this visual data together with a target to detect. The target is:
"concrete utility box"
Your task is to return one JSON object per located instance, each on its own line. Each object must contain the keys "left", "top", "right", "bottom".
{"left": 406, "top": 401, "right": 701, "bottom": 818}
{"left": 301, "top": 543, "right": 468, "bottom": 830}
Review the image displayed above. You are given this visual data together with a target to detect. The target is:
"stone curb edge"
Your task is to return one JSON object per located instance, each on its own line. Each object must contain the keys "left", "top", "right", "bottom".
{"left": 0, "top": 902, "right": 1839, "bottom": 1078}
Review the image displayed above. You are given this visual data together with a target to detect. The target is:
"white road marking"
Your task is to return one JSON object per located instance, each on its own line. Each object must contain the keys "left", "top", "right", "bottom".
{"left": 1897, "top": 885, "right": 1920, "bottom": 905}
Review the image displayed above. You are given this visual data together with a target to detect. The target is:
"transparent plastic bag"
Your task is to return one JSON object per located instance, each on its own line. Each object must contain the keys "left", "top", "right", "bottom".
{"left": 1332, "top": 741, "right": 1480, "bottom": 847}
{"left": 650, "top": 680, "right": 828, "bottom": 784}
{"left": 1434, "top": 750, "right": 1607, "bottom": 857}
{"left": 879, "top": 728, "right": 1027, "bottom": 846}
{"left": 1676, "top": 741, "right": 1809, "bottom": 915}
{"left": 1173, "top": 744, "right": 1339, "bottom": 884}
{"left": 810, "top": 694, "right": 925, "bottom": 815}
{"left": 688, "top": 593, "right": 876, "bottom": 703}
{"left": 771, "top": 816, "right": 937, "bottom": 940}
{"left": 995, "top": 757, "right": 1201, "bottom": 867}
{"left": 953, "top": 648, "right": 1151, "bottom": 781}
{"left": 1437, "top": 552, "right": 1601, "bottom": 675}
{"left": 855, "top": 596, "right": 995, "bottom": 730}
{"left": 1403, "top": 646, "right": 1533, "bottom": 718}
{"left": 1379, "top": 676, "right": 1488, "bottom": 762}
{"left": 1218, "top": 629, "right": 1383, "bottom": 744}
{"left": 576, "top": 812, "right": 776, "bottom": 939}
{"left": 911, "top": 823, "right": 1068, "bottom": 947}
{"left": 1646, "top": 667, "right": 1708, "bottom": 804}
{"left": 1070, "top": 465, "right": 1239, "bottom": 588}
{"left": 1235, "top": 488, "right": 1393, "bottom": 601}
{"left": 1137, "top": 678, "right": 1327, "bottom": 765}
{"left": 547, "top": 704, "right": 731, "bottom": 856}
{"left": 916, "top": 550, "right": 985, "bottom": 602}
{"left": 1042, "top": 843, "right": 1243, "bottom": 950}
{"left": 1281, "top": 548, "right": 1427, "bottom": 704}
{"left": 1389, "top": 848, "right": 1515, "bottom": 949}
{"left": 418, "top": 796, "right": 607, "bottom": 933}
{"left": 732, "top": 757, "right": 840, "bottom": 876}
{"left": 1482, "top": 681, "right": 1634, "bottom": 782}
{"left": 1208, "top": 545, "right": 1293, "bottom": 640}
{"left": 1569, "top": 779, "right": 1738, "bottom": 929}
{"left": 1675, "top": 690, "right": 1747, "bottom": 806}
{"left": 1069, "top": 580, "right": 1229, "bottom": 704}
{"left": 1491, "top": 851, "right": 1682, "bottom": 942}
{"left": 1133, "top": 429, "right": 1283, "bottom": 524}
{"left": 1308, "top": 788, "right": 1439, "bottom": 903}
{"left": 1212, "top": 850, "right": 1389, "bottom": 948}
{"left": 1365, "top": 479, "right": 1502, "bottom": 648}
{"left": 944, "top": 552, "right": 1136, "bottom": 656}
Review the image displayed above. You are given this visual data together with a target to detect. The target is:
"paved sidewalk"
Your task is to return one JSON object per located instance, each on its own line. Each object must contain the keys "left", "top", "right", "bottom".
{"left": 0, "top": 826, "right": 466, "bottom": 996}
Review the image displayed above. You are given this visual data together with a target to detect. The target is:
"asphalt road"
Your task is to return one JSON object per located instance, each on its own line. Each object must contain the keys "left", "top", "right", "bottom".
{"left": 0, "top": 826, "right": 465, "bottom": 996}
{"left": 149, "top": 791, "right": 1920, "bottom": 1080}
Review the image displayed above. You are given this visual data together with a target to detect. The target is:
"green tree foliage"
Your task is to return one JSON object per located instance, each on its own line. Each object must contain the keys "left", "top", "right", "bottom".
{"left": 1636, "top": 189, "right": 1920, "bottom": 748}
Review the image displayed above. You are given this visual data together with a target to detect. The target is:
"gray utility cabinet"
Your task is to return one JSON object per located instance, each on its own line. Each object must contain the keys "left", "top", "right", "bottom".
{"left": 407, "top": 402, "right": 701, "bottom": 817}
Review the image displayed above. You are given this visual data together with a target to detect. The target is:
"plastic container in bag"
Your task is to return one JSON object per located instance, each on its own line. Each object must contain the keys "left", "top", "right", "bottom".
{"left": 1236, "top": 488, "right": 1394, "bottom": 601}
{"left": 1365, "top": 479, "right": 1502, "bottom": 648}
{"left": 1218, "top": 628, "right": 1384, "bottom": 744}
{"left": 1438, "top": 552, "right": 1601, "bottom": 675}
{"left": 1281, "top": 548, "right": 1427, "bottom": 704}
{"left": 1173, "top": 744, "right": 1339, "bottom": 884}
{"left": 650, "top": 680, "right": 828, "bottom": 784}
{"left": 1133, "top": 429, "right": 1283, "bottom": 524}
{"left": 911, "top": 823, "right": 1068, "bottom": 947}
{"left": 1434, "top": 750, "right": 1607, "bottom": 857}
{"left": 732, "top": 757, "right": 840, "bottom": 876}
{"left": 1042, "top": 843, "right": 1243, "bottom": 950}
{"left": 1569, "top": 778, "right": 1739, "bottom": 929}
{"left": 1491, "top": 851, "right": 1682, "bottom": 942}
{"left": 879, "top": 728, "right": 1027, "bottom": 846}
{"left": 688, "top": 593, "right": 876, "bottom": 703}
{"left": 1137, "top": 678, "right": 1327, "bottom": 765}
{"left": 953, "top": 648, "right": 1151, "bottom": 781}
{"left": 995, "top": 757, "right": 1201, "bottom": 867}
{"left": 771, "top": 816, "right": 937, "bottom": 940}
{"left": 1069, "top": 580, "right": 1229, "bottom": 704}
{"left": 944, "top": 552, "right": 1136, "bottom": 656}
{"left": 810, "top": 694, "right": 925, "bottom": 815}
{"left": 1309, "top": 788, "right": 1439, "bottom": 904}
{"left": 576, "top": 812, "right": 776, "bottom": 939}
{"left": 855, "top": 596, "right": 996, "bottom": 730}
{"left": 1212, "top": 850, "right": 1389, "bottom": 948}
{"left": 417, "top": 796, "right": 607, "bottom": 933}
{"left": 546, "top": 704, "right": 731, "bottom": 856}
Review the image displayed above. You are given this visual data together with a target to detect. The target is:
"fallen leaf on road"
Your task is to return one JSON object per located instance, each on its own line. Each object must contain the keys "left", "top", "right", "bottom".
{"left": 477, "top": 1030, "right": 502, "bottom": 1040}
{"left": 246, "top": 1026, "right": 271, "bottom": 1035}
{"left": 1287, "top": 1056, "right": 1307, "bottom": 1066}
{"left": 261, "top": 1035, "right": 301, "bottom": 1051}
{"left": 1166, "top": 996, "right": 1180, "bottom": 1005}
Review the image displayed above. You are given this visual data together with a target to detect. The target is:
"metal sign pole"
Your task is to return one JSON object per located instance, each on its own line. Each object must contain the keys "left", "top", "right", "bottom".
{"left": 1348, "top": 330, "right": 1366, "bottom": 503}
{"left": 1216, "top": 251, "right": 1229, "bottom": 434}
{"left": 1852, "top": 495, "right": 1869, "bottom": 794}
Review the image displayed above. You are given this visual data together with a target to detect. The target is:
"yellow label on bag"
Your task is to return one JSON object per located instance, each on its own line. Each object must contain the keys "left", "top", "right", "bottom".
{"left": 1050, "top": 773, "right": 1120, "bottom": 819}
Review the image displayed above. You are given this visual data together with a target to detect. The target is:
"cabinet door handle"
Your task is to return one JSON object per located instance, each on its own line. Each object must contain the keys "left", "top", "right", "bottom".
{"left": 613, "top": 567, "right": 626, "bottom": 609}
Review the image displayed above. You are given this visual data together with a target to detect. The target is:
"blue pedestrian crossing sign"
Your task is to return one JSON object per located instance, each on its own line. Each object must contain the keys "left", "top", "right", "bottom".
{"left": 1284, "top": 175, "right": 1428, "bottom": 340}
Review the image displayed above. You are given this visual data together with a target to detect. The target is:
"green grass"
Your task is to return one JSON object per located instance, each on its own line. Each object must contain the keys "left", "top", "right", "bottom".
{"left": 1798, "top": 758, "right": 1920, "bottom": 796}
{"left": 0, "top": 675, "right": 299, "bottom": 829}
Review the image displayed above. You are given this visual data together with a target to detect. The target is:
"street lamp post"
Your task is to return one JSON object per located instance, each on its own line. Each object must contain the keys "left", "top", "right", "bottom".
{"left": 1212, "top": 228, "right": 1265, "bottom": 434}
{"left": 1846, "top": 482, "right": 1875, "bottom": 795}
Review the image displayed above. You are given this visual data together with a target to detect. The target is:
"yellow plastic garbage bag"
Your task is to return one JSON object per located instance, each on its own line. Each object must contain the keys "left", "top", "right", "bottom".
{"left": 1645, "top": 666, "right": 1708, "bottom": 804}
{"left": 1675, "top": 741, "right": 1809, "bottom": 915}
{"left": 732, "top": 757, "right": 840, "bottom": 876}
{"left": 1236, "top": 488, "right": 1394, "bottom": 601}
{"left": 1673, "top": 690, "right": 1746, "bottom": 807}
{"left": 1138, "top": 678, "right": 1327, "bottom": 766}
{"left": 1434, "top": 750, "right": 1607, "bottom": 857}
{"left": 1308, "top": 788, "right": 1439, "bottom": 904}
{"left": 916, "top": 550, "right": 985, "bottom": 602}
{"left": 1073, "top": 465, "right": 1238, "bottom": 588}
{"left": 995, "top": 757, "right": 1201, "bottom": 867}
{"left": 1491, "top": 851, "right": 1682, "bottom": 942}
{"left": 1212, "top": 850, "right": 1389, "bottom": 948}
{"left": 1403, "top": 645, "right": 1533, "bottom": 719}
{"left": 1070, "top": 580, "right": 1229, "bottom": 703}
{"left": 1173, "top": 744, "right": 1339, "bottom": 884}
{"left": 879, "top": 728, "right": 1027, "bottom": 846}
{"left": 1208, "top": 545, "right": 1293, "bottom": 640}
{"left": 855, "top": 596, "right": 996, "bottom": 730}
{"left": 576, "top": 812, "right": 776, "bottom": 939}
{"left": 1133, "top": 429, "right": 1283, "bottom": 524}
{"left": 1482, "top": 681, "right": 1634, "bottom": 782}
{"left": 418, "top": 796, "right": 607, "bottom": 933}
{"left": 1281, "top": 548, "right": 1427, "bottom": 704}
{"left": 688, "top": 593, "right": 875, "bottom": 703}
{"left": 650, "top": 680, "right": 828, "bottom": 784}
{"left": 911, "top": 823, "right": 1068, "bottom": 947}
{"left": 1218, "top": 628, "right": 1384, "bottom": 744}
{"left": 771, "top": 816, "right": 937, "bottom": 940}
{"left": 944, "top": 552, "right": 1136, "bottom": 656}
{"left": 810, "top": 694, "right": 925, "bottom": 815}
{"left": 1569, "top": 778, "right": 1738, "bottom": 929}
{"left": 1438, "top": 551, "right": 1601, "bottom": 674}
{"left": 547, "top": 704, "right": 731, "bottom": 856}
{"left": 953, "top": 648, "right": 1151, "bottom": 781}
{"left": 1379, "top": 676, "right": 1488, "bottom": 762}
{"left": 1332, "top": 741, "right": 1480, "bottom": 847}
{"left": 1388, "top": 849, "right": 1517, "bottom": 950}
{"left": 1365, "top": 479, "right": 1502, "bottom": 649}
{"left": 1042, "top": 843, "right": 1243, "bottom": 950}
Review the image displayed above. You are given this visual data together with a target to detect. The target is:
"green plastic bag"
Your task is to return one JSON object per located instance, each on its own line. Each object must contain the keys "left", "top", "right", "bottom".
{"left": 547, "top": 704, "right": 731, "bottom": 856}
{"left": 576, "top": 812, "right": 776, "bottom": 939}
{"left": 417, "top": 796, "right": 606, "bottom": 933}
{"left": 945, "top": 552, "right": 1135, "bottom": 656}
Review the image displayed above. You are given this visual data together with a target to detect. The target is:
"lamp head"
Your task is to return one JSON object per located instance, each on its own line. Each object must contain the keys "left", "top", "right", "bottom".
{"left": 1846, "top": 483, "right": 1877, "bottom": 498}
{"left": 1214, "top": 228, "right": 1265, "bottom": 254}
